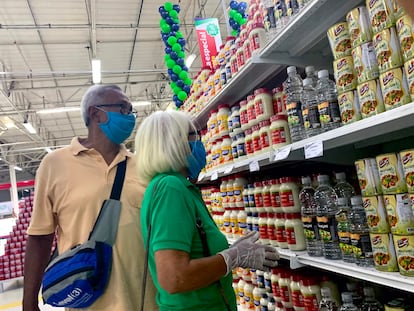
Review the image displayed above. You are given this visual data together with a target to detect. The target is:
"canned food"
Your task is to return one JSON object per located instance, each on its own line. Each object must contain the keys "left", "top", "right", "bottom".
{"left": 355, "top": 158, "right": 383, "bottom": 196}
{"left": 396, "top": 15, "right": 414, "bottom": 62}
{"left": 400, "top": 149, "right": 414, "bottom": 193}
{"left": 338, "top": 90, "right": 361, "bottom": 124}
{"left": 351, "top": 42, "right": 379, "bottom": 83}
{"left": 357, "top": 79, "right": 385, "bottom": 118}
{"left": 384, "top": 194, "right": 414, "bottom": 234}
{"left": 327, "top": 22, "right": 352, "bottom": 59}
{"left": 393, "top": 234, "right": 414, "bottom": 276}
{"left": 333, "top": 56, "right": 357, "bottom": 94}
{"left": 346, "top": 6, "right": 373, "bottom": 47}
{"left": 391, "top": 0, "right": 407, "bottom": 20}
{"left": 376, "top": 153, "right": 408, "bottom": 194}
{"left": 373, "top": 27, "right": 403, "bottom": 73}
{"left": 379, "top": 67, "right": 411, "bottom": 110}
{"left": 363, "top": 196, "right": 390, "bottom": 233}
{"left": 370, "top": 233, "right": 399, "bottom": 271}
{"left": 403, "top": 59, "right": 414, "bottom": 101}
{"left": 366, "top": 0, "right": 395, "bottom": 34}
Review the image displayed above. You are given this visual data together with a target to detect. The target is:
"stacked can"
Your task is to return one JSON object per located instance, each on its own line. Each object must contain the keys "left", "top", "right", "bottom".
{"left": 367, "top": 0, "right": 412, "bottom": 112}
{"left": 355, "top": 149, "right": 414, "bottom": 276}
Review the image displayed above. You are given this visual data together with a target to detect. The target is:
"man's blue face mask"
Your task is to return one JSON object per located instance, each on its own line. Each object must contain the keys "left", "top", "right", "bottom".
{"left": 98, "top": 111, "right": 136, "bottom": 145}
{"left": 187, "top": 140, "right": 206, "bottom": 179}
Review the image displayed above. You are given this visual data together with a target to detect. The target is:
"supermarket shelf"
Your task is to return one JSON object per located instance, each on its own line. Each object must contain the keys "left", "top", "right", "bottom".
{"left": 198, "top": 103, "right": 414, "bottom": 182}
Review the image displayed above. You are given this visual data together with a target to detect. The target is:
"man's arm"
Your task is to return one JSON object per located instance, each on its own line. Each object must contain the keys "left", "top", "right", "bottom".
{"left": 397, "top": 0, "right": 414, "bottom": 19}
{"left": 22, "top": 234, "right": 55, "bottom": 311}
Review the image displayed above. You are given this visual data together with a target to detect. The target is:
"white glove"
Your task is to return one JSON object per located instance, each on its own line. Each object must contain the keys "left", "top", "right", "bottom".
{"left": 219, "top": 231, "right": 279, "bottom": 275}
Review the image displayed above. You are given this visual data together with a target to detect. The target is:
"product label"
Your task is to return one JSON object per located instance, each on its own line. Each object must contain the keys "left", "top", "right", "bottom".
{"left": 276, "top": 224, "right": 287, "bottom": 243}
{"left": 327, "top": 22, "right": 351, "bottom": 59}
{"left": 291, "top": 289, "right": 304, "bottom": 308}
{"left": 271, "top": 127, "right": 287, "bottom": 145}
{"left": 260, "top": 223, "right": 269, "bottom": 240}
{"left": 255, "top": 98, "right": 264, "bottom": 117}
{"left": 286, "top": 226, "right": 297, "bottom": 245}
{"left": 280, "top": 190, "right": 294, "bottom": 208}
{"left": 338, "top": 91, "right": 359, "bottom": 123}
{"left": 271, "top": 191, "right": 281, "bottom": 208}
{"left": 248, "top": 194, "right": 256, "bottom": 208}
{"left": 334, "top": 57, "right": 357, "bottom": 93}
{"left": 302, "top": 216, "right": 320, "bottom": 241}
{"left": 221, "top": 146, "right": 233, "bottom": 162}
{"left": 368, "top": 0, "right": 393, "bottom": 33}
{"left": 317, "top": 216, "right": 339, "bottom": 242}
{"left": 370, "top": 233, "right": 398, "bottom": 271}
{"left": 237, "top": 142, "right": 246, "bottom": 157}
{"left": 253, "top": 135, "right": 261, "bottom": 152}
{"left": 400, "top": 149, "right": 414, "bottom": 192}
{"left": 363, "top": 196, "right": 389, "bottom": 233}
{"left": 376, "top": 153, "right": 407, "bottom": 194}
{"left": 267, "top": 222, "right": 276, "bottom": 241}
{"left": 380, "top": 69, "right": 410, "bottom": 109}
{"left": 251, "top": 32, "right": 262, "bottom": 51}
{"left": 357, "top": 80, "right": 384, "bottom": 118}
{"left": 260, "top": 132, "right": 270, "bottom": 149}
{"left": 246, "top": 137, "right": 254, "bottom": 155}
{"left": 279, "top": 285, "right": 291, "bottom": 303}
{"left": 302, "top": 108, "right": 310, "bottom": 130}
{"left": 263, "top": 191, "right": 272, "bottom": 207}
{"left": 318, "top": 100, "right": 341, "bottom": 125}
{"left": 350, "top": 232, "right": 373, "bottom": 260}
{"left": 286, "top": 102, "right": 303, "bottom": 126}
{"left": 303, "top": 293, "right": 319, "bottom": 311}
{"left": 255, "top": 193, "right": 264, "bottom": 208}
{"left": 247, "top": 105, "right": 256, "bottom": 123}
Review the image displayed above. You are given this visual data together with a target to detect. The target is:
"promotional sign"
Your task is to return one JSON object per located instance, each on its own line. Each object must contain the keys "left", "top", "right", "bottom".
{"left": 195, "top": 18, "right": 222, "bottom": 69}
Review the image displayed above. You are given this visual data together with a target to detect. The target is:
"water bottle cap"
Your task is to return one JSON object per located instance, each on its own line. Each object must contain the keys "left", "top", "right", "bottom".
{"left": 351, "top": 195, "right": 363, "bottom": 205}
{"left": 287, "top": 66, "right": 297, "bottom": 74}
{"left": 305, "top": 66, "right": 315, "bottom": 74}
{"left": 335, "top": 172, "right": 346, "bottom": 181}
{"left": 301, "top": 176, "right": 311, "bottom": 185}
{"left": 318, "top": 69, "right": 329, "bottom": 78}
{"left": 303, "top": 78, "right": 313, "bottom": 87}
{"left": 317, "top": 174, "right": 330, "bottom": 182}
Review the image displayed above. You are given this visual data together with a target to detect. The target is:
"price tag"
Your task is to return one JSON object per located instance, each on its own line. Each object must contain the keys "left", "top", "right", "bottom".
{"left": 197, "top": 173, "right": 205, "bottom": 182}
{"left": 273, "top": 146, "right": 292, "bottom": 162}
{"left": 223, "top": 164, "right": 234, "bottom": 175}
{"left": 249, "top": 160, "right": 260, "bottom": 172}
{"left": 210, "top": 171, "right": 219, "bottom": 181}
{"left": 304, "top": 141, "right": 323, "bottom": 159}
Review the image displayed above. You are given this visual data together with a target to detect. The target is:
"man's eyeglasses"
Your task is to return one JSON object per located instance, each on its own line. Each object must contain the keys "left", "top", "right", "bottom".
{"left": 95, "top": 103, "right": 137, "bottom": 117}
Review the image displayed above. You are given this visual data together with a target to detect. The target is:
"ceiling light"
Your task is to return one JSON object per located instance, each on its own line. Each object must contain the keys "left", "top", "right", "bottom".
{"left": 0, "top": 116, "right": 15, "bottom": 129}
{"left": 23, "top": 122, "right": 37, "bottom": 134}
{"left": 92, "top": 59, "right": 101, "bottom": 84}
{"left": 185, "top": 54, "right": 197, "bottom": 68}
{"left": 36, "top": 107, "right": 80, "bottom": 114}
{"left": 132, "top": 101, "right": 152, "bottom": 107}
{"left": 45, "top": 147, "right": 53, "bottom": 153}
{"left": 14, "top": 165, "right": 22, "bottom": 171}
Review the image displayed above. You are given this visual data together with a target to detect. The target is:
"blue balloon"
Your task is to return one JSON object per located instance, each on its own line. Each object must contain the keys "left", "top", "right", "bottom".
{"left": 239, "top": 2, "right": 248, "bottom": 10}
{"left": 176, "top": 80, "right": 184, "bottom": 88}
{"left": 233, "top": 23, "right": 240, "bottom": 30}
{"left": 230, "top": 1, "right": 238, "bottom": 10}
{"left": 183, "top": 85, "right": 191, "bottom": 93}
{"left": 173, "top": 94, "right": 178, "bottom": 101}
{"left": 170, "top": 51, "right": 178, "bottom": 60}
{"left": 169, "top": 31, "right": 176, "bottom": 37}
{"left": 173, "top": 4, "right": 180, "bottom": 13}
{"left": 166, "top": 17, "right": 174, "bottom": 25}
{"left": 238, "top": 7, "right": 245, "bottom": 14}
{"left": 161, "top": 11, "right": 169, "bottom": 19}
{"left": 165, "top": 47, "right": 172, "bottom": 54}
{"left": 175, "top": 100, "right": 183, "bottom": 107}
{"left": 158, "top": 6, "right": 166, "bottom": 14}
{"left": 182, "top": 65, "right": 189, "bottom": 72}
{"left": 168, "top": 69, "right": 174, "bottom": 75}
{"left": 178, "top": 38, "right": 186, "bottom": 46}
{"left": 171, "top": 24, "right": 180, "bottom": 31}
{"left": 170, "top": 73, "right": 178, "bottom": 82}
{"left": 177, "top": 58, "right": 185, "bottom": 66}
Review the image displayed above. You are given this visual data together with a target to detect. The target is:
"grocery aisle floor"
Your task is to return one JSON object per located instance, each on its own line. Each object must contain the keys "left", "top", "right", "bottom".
{"left": 0, "top": 279, "right": 63, "bottom": 311}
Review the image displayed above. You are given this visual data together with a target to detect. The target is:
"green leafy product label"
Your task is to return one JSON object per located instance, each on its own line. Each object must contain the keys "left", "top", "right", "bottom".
{"left": 317, "top": 216, "right": 339, "bottom": 243}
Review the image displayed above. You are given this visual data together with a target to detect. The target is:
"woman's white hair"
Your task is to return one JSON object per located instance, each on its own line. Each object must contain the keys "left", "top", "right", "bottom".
{"left": 135, "top": 110, "right": 197, "bottom": 185}
{"left": 80, "top": 84, "right": 123, "bottom": 126}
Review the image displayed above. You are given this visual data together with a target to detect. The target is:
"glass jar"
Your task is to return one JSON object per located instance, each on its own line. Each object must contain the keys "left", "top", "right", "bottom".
{"left": 275, "top": 213, "right": 288, "bottom": 249}
{"left": 254, "top": 88, "right": 274, "bottom": 122}
{"left": 270, "top": 115, "right": 291, "bottom": 149}
{"left": 267, "top": 212, "right": 278, "bottom": 247}
{"left": 259, "top": 212, "right": 270, "bottom": 244}
{"left": 249, "top": 23, "right": 267, "bottom": 53}
{"left": 272, "top": 86, "right": 287, "bottom": 115}
{"left": 252, "top": 124, "right": 262, "bottom": 154}
{"left": 230, "top": 104, "right": 241, "bottom": 133}
{"left": 217, "top": 104, "right": 230, "bottom": 137}
{"left": 254, "top": 181, "right": 264, "bottom": 212}
{"left": 236, "top": 131, "right": 246, "bottom": 159}
{"left": 240, "top": 100, "right": 249, "bottom": 131}
{"left": 285, "top": 212, "right": 307, "bottom": 251}
{"left": 221, "top": 135, "right": 233, "bottom": 164}
{"left": 280, "top": 177, "right": 301, "bottom": 213}
{"left": 247, "top": 94, "right": 258, "bottom": 127}
{"left": 270, "top": 179, "right": 282, "bottom": 213}
{"left": 245, "top": 128, "right": 254, "bottom": 158}
{"left": 259, "top": 119, "right": 272, "bottom": 153}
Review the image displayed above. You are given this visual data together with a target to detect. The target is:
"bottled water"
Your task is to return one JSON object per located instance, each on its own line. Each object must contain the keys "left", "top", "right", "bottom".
{"left": 305, "top": 66, "right": 318, "bottom": 87}
{"left": 314, "top": 175, "right": 342, "bottom": 260}
{"left": 361, "top": 287, "right": 384, "bottom": 311}
{"left": 346, "top": 283, "right": 363, "bottom": 308}
{"left": 319, "top": 287, "right": 338, "bottom": 311}
{"left": 283, "top": 66, "right": 305, "bottom": 142}
{"left": 340, "top": 292, "right": 359, "bottom": 311}
{"left": 316, "top": 70, "right": 341, "bottom": 132}
{"left": 300, "top": 176, "right": 323, "bottom": 257}
{"left": 336, "top": 197, "right": 354, "bottom": 263}
{"left": 302, "top": 78, "right": 322, "bottom": 138}
{"left": 349, "top": 196, "right": 374, "bottom": 267}
{"left": 334, "top": 172, "right": 356, "bottom": 205}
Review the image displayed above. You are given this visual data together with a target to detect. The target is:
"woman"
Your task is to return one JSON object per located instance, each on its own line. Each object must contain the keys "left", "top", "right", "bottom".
{"left": 135, "top": 110, "right": 279, "bottom": 311}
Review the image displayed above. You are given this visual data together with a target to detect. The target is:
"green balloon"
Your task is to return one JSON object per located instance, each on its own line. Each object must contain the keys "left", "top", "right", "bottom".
{"left": 240, "top": 18, "right": 247, "bottom": 25}
{"left": 169, "top": 10, "right": 178, "bottom": 19}
{"left": 166, "top": 59, "right": 176, "bottom": 69}
{"left": 229, "top": 9, "right": 237, "bottom": 18}
{"left": 170, "top": 82, "right": 177, "bottom": 89}
{"left": 179, "top": 71, "right": 188, "bottom": 80}
{"left": 161, "top": 23, "right": 171, "bottom": 33}
{"left": 160, "top": 19, "right": 167, "bottom": 27}
{"left": 172, "top": 43, "right": 182, "bottom": 52}
{"left": 173, "top": 18, "right": 180, "bottom": 24}
{"left": 164, "top": 54, "right": 171, "bottom": 61}
{"left": 176, "top": 31, "right": 183, "bottom": 39}
{"left": 231, "top": 29, "right": 238, "bottom": 36}
{"left": 177, "top": 51, "right": 185, "bottom": 58}
{"left": 173, "top": 86, "right": 181, "bottom": 94}
{"left": 164, "top": 2, "right": 173, "bottom": 11}
{"left": 167, "top": 36, "right": 177, "bottom": 46}
{"left": 177, "top": 91, "right": 187, "bottom": 101}
{"left": 172, "top": 65, "right": 182, "bottom": 74}
{"left": 184, "top": 78, "right": 192, "bottom": 86}
{"left": 234, "top": 13, "right": 242, "bottom": 23}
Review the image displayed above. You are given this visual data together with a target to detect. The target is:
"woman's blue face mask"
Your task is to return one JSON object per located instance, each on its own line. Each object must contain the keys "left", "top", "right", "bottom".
{"left": 187, "top": 140, "right": 206, "bottom": 179}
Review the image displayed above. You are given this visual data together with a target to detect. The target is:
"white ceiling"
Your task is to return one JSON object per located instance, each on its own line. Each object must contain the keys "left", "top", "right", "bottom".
{"left": 0, "top": 0, "right": 228, "bottom": 181}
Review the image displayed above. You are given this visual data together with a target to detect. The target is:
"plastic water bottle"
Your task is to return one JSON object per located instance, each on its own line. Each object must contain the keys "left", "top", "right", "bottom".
{"left": 300, "top": 176, "right": 323, "bottom": 257}
{"left": 349, "top": 196, "right": 374, "bottom": 267}
{"left": 283, "top": 66, "right": 305, "bottom": 142}
{"left": 336, "top": 197, "right": 354, "bottom": 263}
{"left": 302, "top": 78, "right": 322, "bottom": 138}
{"left": 305, "top": 66, "right": 318, "bottom": 87}
{"left": 340, "top": 292, "right": 359, "bottom": 311}
{"left": 314, "top": 175, "right": 342, "bottom": 260}
{"left": 361, "top": 287, "right": 384, "bottom": 311}
{"left": 319, "top": 287, "right": 338, "bottom": 311}
{"left": 334, "top": 172, "right": 356, "bottom": 205}
{"left": 316, "top": 70, "right": 341, "bottom": 132}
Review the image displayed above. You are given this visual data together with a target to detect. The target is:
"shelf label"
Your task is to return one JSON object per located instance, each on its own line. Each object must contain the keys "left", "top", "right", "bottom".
{"left": 304, "top": 141, "right": 323, "bottom": 159}
{"left": 223, "top": 164, "right": 234, "bottom": 175}
{"left": 249, "top": 160, "right": 260, "bottom": 172}
{"left": 197, "top": 173, "right": 205, "bottom": 182}
{"left": 210, "top": 171, "right": 219, "bottom": 181}
{"left": 273, "top": 146, "right": 292, "bottom": 162}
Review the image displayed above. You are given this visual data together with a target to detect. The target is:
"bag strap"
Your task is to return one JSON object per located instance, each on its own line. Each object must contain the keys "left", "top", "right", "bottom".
{"left": 195, "top": 217, "right": 232, "bottom": 311}
{"left": 88, "top": 158, "right": 127, "bottom": 245}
